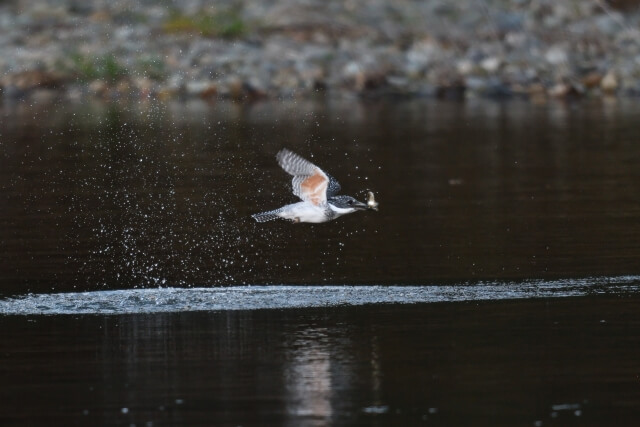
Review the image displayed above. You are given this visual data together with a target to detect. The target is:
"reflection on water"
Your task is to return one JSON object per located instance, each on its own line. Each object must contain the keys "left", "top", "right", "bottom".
{"left": 1, "top": 99, "right": 640, "bottom": 295}
{"left": 3, "top": 296, "right": 640, "bottom": 426}
{"left": 285, "top": 327, "right": 334, "bottom": 424}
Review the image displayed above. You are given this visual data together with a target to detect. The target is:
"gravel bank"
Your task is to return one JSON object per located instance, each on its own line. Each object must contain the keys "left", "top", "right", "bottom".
{"left": 2, "top": 0, "right": 640, "bottom": 102}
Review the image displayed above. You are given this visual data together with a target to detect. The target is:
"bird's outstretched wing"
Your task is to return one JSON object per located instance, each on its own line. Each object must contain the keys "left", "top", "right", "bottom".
{"left": 325, "top": 172, "right": 341, "bottom": 198}
{"left": 276, "top": 149, "right": 340, "bottom": 206}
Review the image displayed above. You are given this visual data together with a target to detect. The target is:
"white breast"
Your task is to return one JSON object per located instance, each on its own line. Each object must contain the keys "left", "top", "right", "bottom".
{"left": 328, "top": 205, "right": 356, "bottom": 216}
{"left": 277, "top": 202, "right": 329, "bottom": 223}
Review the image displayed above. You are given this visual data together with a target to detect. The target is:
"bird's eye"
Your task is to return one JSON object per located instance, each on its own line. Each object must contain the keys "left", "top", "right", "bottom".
{"left": 348, "top": 200, "right": 353, "bottom": 204}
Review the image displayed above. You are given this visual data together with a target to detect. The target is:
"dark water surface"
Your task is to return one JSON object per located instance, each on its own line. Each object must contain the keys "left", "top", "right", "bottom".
{"left": 2, "top": 296, "right": 640, "bottom": 426}
{"left": 2, "top": 98, "right": 640, "bottom": 294}
{"left": 2, "top": 98, "right": 640, "bottom": 425}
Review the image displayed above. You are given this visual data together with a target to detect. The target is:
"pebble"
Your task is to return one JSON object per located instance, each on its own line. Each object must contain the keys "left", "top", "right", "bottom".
{"left": 545, "top": 46, "right": 569, "bottom": 66}
{"left": 480, "top": 57, "right": 501, "bottom": 74}
{"left": 1, "top": 0, "right": 640, "bottom": 101}
{"left": 601, "top": 70, "right": 619, "bottom": 93}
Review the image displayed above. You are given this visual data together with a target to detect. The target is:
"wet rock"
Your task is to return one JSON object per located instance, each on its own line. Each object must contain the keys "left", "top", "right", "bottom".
{"left": 480, "top": 56, "right": 501, "bottom": 74}
{"left": 114, "top": 79, "right": 132, "bottom": 98}
{"left": 595, "top": 12, "right": 625, "bottom": 36}
{"left": 436, "top": 78, "right": 466, "bottom": 100}
{"left": 65, "top": 84, "right": 86, "bottom": 101}
{"left": 528, "top": 83, "right": 547, "bottom": 104}
{"left": 581, "top": 72, "right": 603, "bottom": 89}
{"left": 608, "top": 0, "right": 640, "bottom": 11}
{"left": 0, "top": 70, "right": 63, "bottom": 91}
{"left": 504, "top": 31, "right": 528, "bottom": 49}
{"left": 30, "top": 88, "right": 58, "bottom": 104}
{"left": 342, "top": 61, "right": 371, "bottom": 91}
{"left": 342, "top": 61, "right": 388, "bottom": 92}
{"left": 545, "top": 45, "right": 569, "bottom": 66}
{"left": 456, "top": 59, "right": 475, "bottom": 76}
{"left": 465, "top": 76, "right": 488, "bottom": 93}
{"left": 548, "top": 81, "right": 584, "bottom": 98}
{"left": 601, "top": 70, "right": 619, "bottom": 93}
{"left": 541, "top": 4, "right": 572, "bottom": 28}
{"left": 185, "top": 80, "right": 218, "bottom": 98}
{"left": 88, "top": 79, "right": 108, "bottom": 97}
{"left": 132, "top": 77, "right": 155, "bottom": 98}
{"left": 224, "top": 78, "right": 266, "bottom": 101}
{"left": 495, "top": 11, "right": 524, "bottom": 33}
{"left": 466, "top": 76, "right": 512, "bottom": 98}
{"left": 405, "top": 39, "right": 444, "bottom": 76}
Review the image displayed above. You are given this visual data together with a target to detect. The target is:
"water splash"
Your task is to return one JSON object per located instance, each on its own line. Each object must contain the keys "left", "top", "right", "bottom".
{"left": 1, "top": 276, "right": 639, "bottom": 316}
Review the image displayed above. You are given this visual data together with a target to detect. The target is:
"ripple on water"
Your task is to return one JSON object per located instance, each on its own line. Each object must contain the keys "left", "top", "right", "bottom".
{"left": 1, "top": 276, "right": 639, "bottom": 316}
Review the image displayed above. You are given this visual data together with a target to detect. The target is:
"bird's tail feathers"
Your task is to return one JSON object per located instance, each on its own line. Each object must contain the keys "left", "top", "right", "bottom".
{"left": 251, "top": 209, "right": 282, "bottom": 222}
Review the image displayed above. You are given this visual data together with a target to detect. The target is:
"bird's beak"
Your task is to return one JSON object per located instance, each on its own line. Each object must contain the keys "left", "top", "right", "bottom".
{"left": 354, "top": 200, "right": 371, "bottom": 211}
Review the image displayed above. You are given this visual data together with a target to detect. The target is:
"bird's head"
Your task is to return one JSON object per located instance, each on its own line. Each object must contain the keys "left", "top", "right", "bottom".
{"left": 328, "top": 195, "right": 369, "bottom": 212}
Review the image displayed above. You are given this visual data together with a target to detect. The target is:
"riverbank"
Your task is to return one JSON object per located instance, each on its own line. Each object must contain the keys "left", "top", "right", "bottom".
{"left": 2, "top": 0, "right": 640, "bottom": 102}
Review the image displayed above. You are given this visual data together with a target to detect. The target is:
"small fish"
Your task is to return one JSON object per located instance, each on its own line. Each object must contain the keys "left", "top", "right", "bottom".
{"left": 366, "top": 191, "right": 379, "bottom": 211}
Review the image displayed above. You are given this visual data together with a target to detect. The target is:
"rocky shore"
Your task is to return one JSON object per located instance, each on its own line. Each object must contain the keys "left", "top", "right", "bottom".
{"left": 2, "top": 0, "right": 640, "bottom": 102}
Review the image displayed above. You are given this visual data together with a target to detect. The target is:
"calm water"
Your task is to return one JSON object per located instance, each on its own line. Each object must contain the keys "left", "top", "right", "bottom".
{"left": 2, "top": 97, "right": 640, "bottom": 425}
{"left": 2, "top": 297, "right": 640, "bottom": 426}
{"left": 2, "top": 98, "right": 640, "bottom": 294}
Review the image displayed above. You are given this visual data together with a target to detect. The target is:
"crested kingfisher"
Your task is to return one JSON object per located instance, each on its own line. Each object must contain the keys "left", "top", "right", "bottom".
{"left": 252, "top": 148, "right": 376, "bottom": 223}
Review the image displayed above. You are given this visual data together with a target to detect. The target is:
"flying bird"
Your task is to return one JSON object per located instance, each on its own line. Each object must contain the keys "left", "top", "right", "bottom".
{"left": 252, "top": 149, "right": 373, "bottom": 223}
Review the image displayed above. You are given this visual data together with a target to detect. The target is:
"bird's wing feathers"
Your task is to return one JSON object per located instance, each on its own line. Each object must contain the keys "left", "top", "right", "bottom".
{"left": 325, "top": 172, "right": 341, "bottom": 197}
{"left": 276, "top": 149, "right": 339, "bottom": 206}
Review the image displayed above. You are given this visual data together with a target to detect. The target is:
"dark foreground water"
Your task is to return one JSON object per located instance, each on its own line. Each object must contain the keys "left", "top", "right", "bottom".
{"left": 3, "top": 294, "right": 640, "bottom": 426}
{"left": 2, "top": 98, "right": 640, "bottom": 425}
